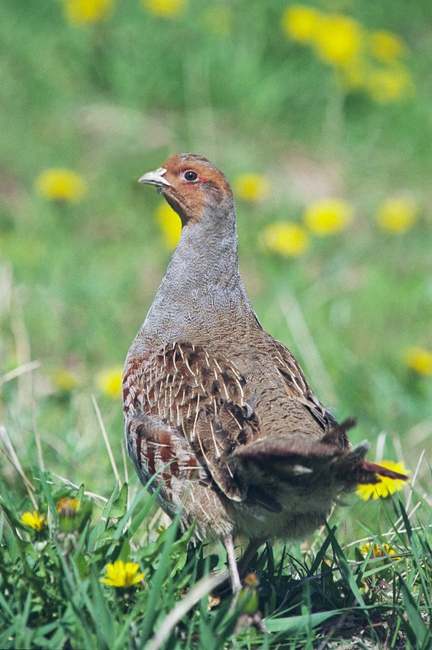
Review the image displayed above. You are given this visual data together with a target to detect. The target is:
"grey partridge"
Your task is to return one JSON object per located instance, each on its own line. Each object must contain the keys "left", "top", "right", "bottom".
{"left": 123, "top": 154, "right": 408, "bottom": 592}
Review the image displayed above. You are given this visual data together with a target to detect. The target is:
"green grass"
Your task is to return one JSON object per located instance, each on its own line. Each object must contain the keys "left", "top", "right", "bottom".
{"left": 0, "top": 453, "right": 431, "bottom": 648}
{"left": 1, "top": 0, "right": 432, "bottom": 647}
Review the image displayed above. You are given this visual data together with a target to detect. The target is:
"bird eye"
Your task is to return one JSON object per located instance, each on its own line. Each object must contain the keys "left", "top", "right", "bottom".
{"left": 184, "top": 170, "right": 198, "bottom": 182}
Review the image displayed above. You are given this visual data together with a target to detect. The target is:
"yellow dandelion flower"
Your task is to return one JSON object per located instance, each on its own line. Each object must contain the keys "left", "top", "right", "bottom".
{"left": 51, "top": 369, "right": 80, "bottom": 392}
{"left": 35, "top": 169, "right": 87, "bottom": 203}
{"left": 376, "top": 196, "right": 417, "bottom": 234}
{"left": 304, "top": 198, "right": 353, "bottom": 235}
{"left": 57, "top": 497, "right": 80, "bottom": 532}
{"left": 144, "top": 0, "right": 187, "bottom": 18}
{"left": 281, "top": 4, "right": 322, "bottom": 43}
{"left": 100, "top": 560, "right": 144, "bottom": 587}
{"left": 96, "top": 367, "right": 123, "bottom": 399}
{"left": 56, "top": 497, "right": 80, "bottom": 517}
{"left": 356, "top": 460, "right": 409, "bottom": 500}
{"left": 404, "top": 346, "right": 432, "bottom": 376}
{"left": 366, "top": 66, "right": 414, "bottom": 103}
{"left": 359, "top": 542, "right": 401, "bottom": 559}
{"left": 313, "top": 14, "right": 363, "bottom": 66}
{"left": 202, "top": 4, "right": 233, "bottom": 37}
{"left": 63, "top": 0, "right": 113, "bottom": 25}
{"left": 261, "top": 222, "right": 309, "bottom": 257}
{"left": 156, "top": 201, "right": 181, "bottom": 248}
{"left": 21, "top": 510, "right": 46, "bottom": 531}
{"left": 370, "top": 30, "right": 407, "bottom": 64}
{"left": 233, "top": 174, "right": 270, "bottom": 203}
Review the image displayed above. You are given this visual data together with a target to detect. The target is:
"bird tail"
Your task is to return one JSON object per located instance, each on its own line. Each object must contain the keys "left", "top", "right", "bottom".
{"left": 230, "top": 422, "right": 409, "bottom": 492}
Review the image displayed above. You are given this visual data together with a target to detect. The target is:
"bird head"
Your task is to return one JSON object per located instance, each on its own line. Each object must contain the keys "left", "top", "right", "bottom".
{"left": 139, "top": 154, "right": 234, "bottom": 227}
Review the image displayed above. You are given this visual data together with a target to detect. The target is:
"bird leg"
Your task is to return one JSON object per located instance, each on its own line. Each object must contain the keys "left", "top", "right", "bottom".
{"left": 223, "top": 535, "right": 264, "bottom": 595}
{"left": 238, "top": 538, "right": 264, "bottom": 577}
{"left": 223, "top": 533, "right": 242, "bottom": 594}
{"left": 224, "top": 535, "right": 269, "bottom": 631}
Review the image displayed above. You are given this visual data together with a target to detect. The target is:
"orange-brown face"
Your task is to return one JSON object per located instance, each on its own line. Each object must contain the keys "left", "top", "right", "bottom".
{"left": 139, "top": 154, "right": 233, "bottom": 226}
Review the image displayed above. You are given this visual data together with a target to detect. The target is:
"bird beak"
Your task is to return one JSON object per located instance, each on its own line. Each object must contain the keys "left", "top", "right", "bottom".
{"left": 138, "top": 167, "right": 171, "bottom": 187}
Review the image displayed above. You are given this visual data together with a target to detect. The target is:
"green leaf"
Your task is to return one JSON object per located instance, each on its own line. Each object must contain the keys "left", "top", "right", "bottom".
{"left": 76, "top": 484, "right": 85, "bottom": 504}
{"left": 75, "top": 498, "right": 93, "bottom": 533}
{"left": 265, "top": 609, "right": 344, "bottom": 633}
{"left": 90, "top": 568, "right": 114, "bottom": 648}
{"left": 309, "top": 529, "right": 334, "bottom": 575}
{"left": 397, "top": 497, "right": 432, "bottom": 609}
{"left": 139, "top": 509, "right": 182, "bottom": 642}
{"left": 325, "top": 523, "right": 367, "bottom": 609}
{"left": 75, "top": 551, "right": 90, "bottom": 579}
{"left": 0, "top": 499, "right": 31, "bottom": 536}
{"left": 0, "top": 504, "right": 38, "bottom": 561}
{"left": 111, "top": 483, "right": 162, "bottom": 542}
{"left": 399, "top": 576, "right": 429, "bottom": 646}
{"left": 117, "top": 537, "right": 131, "bottom": 564}
{"left": 37, "top": 469, "right": 58, "bottom": 528}
{"left": 108, "top": 482, "right": 128, "bottom": 519}
{"left": 136, "top": 518, "right": 195, "bottom": 578}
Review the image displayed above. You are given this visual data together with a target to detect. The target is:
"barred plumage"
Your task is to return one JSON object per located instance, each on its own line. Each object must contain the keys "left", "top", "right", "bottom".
{"left": 124, "top": 154, "right": 409, "bottom": 591}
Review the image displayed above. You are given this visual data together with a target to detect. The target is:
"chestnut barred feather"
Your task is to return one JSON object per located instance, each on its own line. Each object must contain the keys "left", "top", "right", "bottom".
{"left": 124, "top": 153, "right": 409, "bottom": 590}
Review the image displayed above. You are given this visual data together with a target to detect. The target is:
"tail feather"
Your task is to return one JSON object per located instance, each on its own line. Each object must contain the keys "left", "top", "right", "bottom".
{"left": 361, "top": 459, "right": 409, "bottom": 482}
{"left": 334, "top": 442, "right": 409, "bottom": 486}
{"left": 320, "top": 417, "right": 356, "bottom": 449}
{"left": 232, "top": 431, "right": 409, "bottom": 494}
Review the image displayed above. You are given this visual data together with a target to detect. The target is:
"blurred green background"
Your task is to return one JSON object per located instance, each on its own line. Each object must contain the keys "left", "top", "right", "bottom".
{"left": 1, "top": 0, "right": 431, "bottom": 519}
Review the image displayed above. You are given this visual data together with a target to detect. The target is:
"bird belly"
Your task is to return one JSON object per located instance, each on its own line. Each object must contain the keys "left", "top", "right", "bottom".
{"left": 229, "top": 485, "right": 334, "bottom": 543}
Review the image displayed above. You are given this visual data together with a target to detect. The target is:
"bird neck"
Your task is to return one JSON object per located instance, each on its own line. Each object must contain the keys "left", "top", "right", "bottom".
{"left": 169, "top": 209, "right": 241, "bottom": 291}
{"left": 137, "top": 205, "right": 259, "bottom": 348}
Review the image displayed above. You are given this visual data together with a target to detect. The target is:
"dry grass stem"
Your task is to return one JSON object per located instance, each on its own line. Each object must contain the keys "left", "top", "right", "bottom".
{"left": 121, "top": 438, "right": 129, "bottom": 487}
{"left": 10, "top": 291, "right": 33, "bottom": 408}
{"left": 279, "top": 292, "right": 339, "bottom": 406}
{"left": 146, "top": 570, "right": 230, "bottom": 650}
{"left": 51, "top": 472, "right": 109, "bottom": 506}
{"left": 0, "top": 360, "right": 42, "bottom": 386}
{"left": 375, "top": 430, "right": 387, "bottom": 463}
{"left": 0, "top": 424, "right": 38, "bottom": 509}
{"left": 91, "top": 394, "right": 121, "bottom": 484}
{"left": 33, "top": 412, "right": 46, "bottom": 472}
{"left": 140, "top": 507, "right": 171, "bottom": 545}
{"left": 405, "top": 448, "right": 425, "bottom": 513}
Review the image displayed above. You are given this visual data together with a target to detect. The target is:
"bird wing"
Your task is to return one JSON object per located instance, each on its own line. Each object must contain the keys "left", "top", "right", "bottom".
{"left": 123, "top": 348, "right": 212, "bottom": 508}
{"left": 123, "top": 341, "right": 408, "bottom": 509}
{"left": 123, "top": 342, "right": 260, "bottom": 502}
{"left": 265, "top": 334, "right": 347, "bottom": 440}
